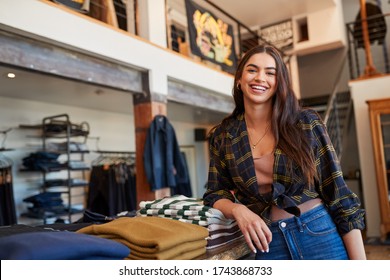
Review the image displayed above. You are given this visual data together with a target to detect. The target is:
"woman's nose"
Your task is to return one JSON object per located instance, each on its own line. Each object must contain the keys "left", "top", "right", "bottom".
{"left": 254, "top": 72, "right": 265, "bottom": 82}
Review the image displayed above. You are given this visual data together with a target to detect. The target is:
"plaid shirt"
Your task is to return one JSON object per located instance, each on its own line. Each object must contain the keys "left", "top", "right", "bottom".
{"left": 203, "top": 109, "right": 365, "bottom": 235}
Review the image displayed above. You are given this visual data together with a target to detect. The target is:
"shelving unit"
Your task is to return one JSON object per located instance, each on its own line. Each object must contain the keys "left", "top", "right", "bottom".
{"left": 20, "top": 114, "right": 90, "bottom": 224}
{"left": 0, "top": 128, "right": 17, "bottom": 226}
{"left": 367, "top": 98, "right": 390, "bottom": 241}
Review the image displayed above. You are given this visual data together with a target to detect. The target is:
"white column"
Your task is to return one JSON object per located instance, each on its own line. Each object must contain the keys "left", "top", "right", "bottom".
{"left": 137, "top": 0, "right": 167, "bottom": 48}
{"left": 289, "top": 55, "right": 301, "bottom": 99}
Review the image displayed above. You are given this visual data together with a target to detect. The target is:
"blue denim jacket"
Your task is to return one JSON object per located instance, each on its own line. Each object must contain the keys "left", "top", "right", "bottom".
{"left": 143, "top": 115, "right": 188, "bottom": 191}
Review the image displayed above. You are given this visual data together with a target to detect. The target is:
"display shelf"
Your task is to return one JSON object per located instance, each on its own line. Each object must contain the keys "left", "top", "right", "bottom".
{"left": 21, "top": 114, "right": 90, "bottom": 224}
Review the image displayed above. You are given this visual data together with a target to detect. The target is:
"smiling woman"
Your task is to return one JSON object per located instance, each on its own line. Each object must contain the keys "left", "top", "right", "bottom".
{"left": 203, "top": 44, "right": 367, "bottom": 260}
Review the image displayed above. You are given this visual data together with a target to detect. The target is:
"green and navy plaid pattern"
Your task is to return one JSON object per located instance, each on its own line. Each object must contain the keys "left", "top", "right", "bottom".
{"left": 204, "top": 109, "right": 365, "bottom": 235}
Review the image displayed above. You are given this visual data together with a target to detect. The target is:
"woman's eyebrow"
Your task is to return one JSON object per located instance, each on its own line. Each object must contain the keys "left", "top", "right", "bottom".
{"left": 246, "top": 63, "right": 259, "bottom": 69}
{"left": 245, "top": 64, "right": 276, "bottom": 71}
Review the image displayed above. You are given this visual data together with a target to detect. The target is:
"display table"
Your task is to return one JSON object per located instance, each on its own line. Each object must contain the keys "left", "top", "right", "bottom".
{"left": 197, "top": 236, "right": 253, "bottom": 260}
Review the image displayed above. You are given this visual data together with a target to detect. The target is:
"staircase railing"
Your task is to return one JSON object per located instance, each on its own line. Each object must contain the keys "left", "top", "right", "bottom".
{"left": 323, "top": 50, "right": 352, "bottom": 161}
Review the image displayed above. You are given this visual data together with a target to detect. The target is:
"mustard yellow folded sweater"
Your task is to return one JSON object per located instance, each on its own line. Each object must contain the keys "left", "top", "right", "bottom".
{"left": 77, "top": 216, "right": 209, "bottom": 259}
{"left": 127, "top": 243, "right": 207, "bottom": 260}
{"left": 117, "top": 238, "right": 207, "bottom": 260}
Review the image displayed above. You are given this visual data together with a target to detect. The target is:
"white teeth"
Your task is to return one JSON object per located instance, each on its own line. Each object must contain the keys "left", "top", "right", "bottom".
{"left": 252, "top": 85, "right": 266, "bottom": 91}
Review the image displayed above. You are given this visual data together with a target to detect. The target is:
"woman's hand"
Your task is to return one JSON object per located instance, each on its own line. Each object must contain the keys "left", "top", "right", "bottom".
{"left": 213, "top": 199, "right": 272, "bottom": 253}
{"left": 231, "top": 204, "right": 272, "bottom": 253}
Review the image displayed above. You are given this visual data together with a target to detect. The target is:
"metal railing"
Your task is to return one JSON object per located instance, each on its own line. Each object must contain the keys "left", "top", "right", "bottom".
{"left": 49, "top": 0, "right": 290, "bottom": 74}
{"left": 346, "top": 12, "right": 390, "bottom": 79}
{"left": 51, "top": 0, "right": 137, "bottom": 34}
{"left": 323, "top": 49, "right": 346, "bottom": 159}
{"left": 325, "top": 8, "right": 390, "bottom": 159}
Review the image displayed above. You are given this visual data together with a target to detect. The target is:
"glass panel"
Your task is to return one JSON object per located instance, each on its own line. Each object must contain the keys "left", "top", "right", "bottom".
{"left": 380, "top": 113, "right": 390, "bottom": 202}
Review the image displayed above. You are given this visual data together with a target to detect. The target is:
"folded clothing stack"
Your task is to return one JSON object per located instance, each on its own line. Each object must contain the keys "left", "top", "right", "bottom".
{"left": 0, "top": 229, "right": 130, "bottom": 260}
{"left": 206, "top": 222, "right": 242, "bottom": 250}
{"left": 22, "top": 151, "right": 65, "bottom": 172}
{"left": 77, "top": 216, "right": 209, "bottom": 260}
{"left": 46, "top": 141, "right": 89, "bottom": 152}
{"left": 22, "top": 192, "right": 67, "bottom": 219}
{"left": 137, "top": 195, "right": 242, "bottom": 249}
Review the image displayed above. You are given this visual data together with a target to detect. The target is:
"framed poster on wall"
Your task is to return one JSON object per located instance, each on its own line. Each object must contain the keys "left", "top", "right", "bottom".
{"left": 185, "top": 0, "right": 237, "bottom": 73}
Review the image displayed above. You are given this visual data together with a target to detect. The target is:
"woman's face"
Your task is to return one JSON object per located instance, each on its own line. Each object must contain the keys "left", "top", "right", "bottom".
{"left": 239, "top": 52, "right": 277, "bottom": 106}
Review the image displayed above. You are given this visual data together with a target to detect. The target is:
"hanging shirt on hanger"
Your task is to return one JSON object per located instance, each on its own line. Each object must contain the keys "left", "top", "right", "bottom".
{"left": 143, "top": 115, "right": 189, "bottom": 191}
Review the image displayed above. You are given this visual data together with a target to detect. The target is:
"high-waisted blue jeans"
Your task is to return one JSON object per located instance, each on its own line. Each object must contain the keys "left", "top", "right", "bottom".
{"left": 255, "top": 204, "right": 348, "bottom": 260}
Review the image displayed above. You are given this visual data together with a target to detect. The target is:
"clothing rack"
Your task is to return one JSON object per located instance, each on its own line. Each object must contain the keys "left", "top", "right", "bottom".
{"left": 0, "top": 129, "right": 16, "bottom": 225}
{"left": 0, "top": 128, "right": 14, "bottom": 153}
{"left": 94, "top": 150, "right": 136, "bottom": 155}
{"left": 0, "top": 129, "right": 13, "bottom": 168}
{"left": 87, "top": 150, "right": 137, "bottom": 215}
{"left": 91, "top": 150, "right": 135, "bottom": 166}
{"left": 0, "top": 154, "right": 13, "bottom": 169}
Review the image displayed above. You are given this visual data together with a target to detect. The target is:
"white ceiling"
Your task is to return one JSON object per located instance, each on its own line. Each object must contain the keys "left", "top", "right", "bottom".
{"left": 0, "top": 0, "right": 337, "bottom": 125}
{"left": 206, "top": 0, "right": 336, "bottom": 27}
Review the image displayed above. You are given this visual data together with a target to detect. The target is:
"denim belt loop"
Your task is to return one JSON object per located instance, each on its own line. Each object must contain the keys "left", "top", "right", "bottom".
{"left": 294, "top": 216, "right": 304, "bottom": 232}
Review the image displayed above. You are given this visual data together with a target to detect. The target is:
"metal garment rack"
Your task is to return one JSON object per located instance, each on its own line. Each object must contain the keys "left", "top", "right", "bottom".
{"left": 41, "top": 114, "right": 90, "bottom": 224}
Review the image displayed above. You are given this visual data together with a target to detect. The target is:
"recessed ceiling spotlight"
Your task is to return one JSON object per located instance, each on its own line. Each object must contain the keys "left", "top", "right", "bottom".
{"left": 7, "top": 72, "right": 16, "bottom": 79}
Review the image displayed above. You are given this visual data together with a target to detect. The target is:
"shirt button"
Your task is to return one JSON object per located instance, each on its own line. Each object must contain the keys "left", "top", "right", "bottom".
{"left": 280, "top": 222, "right": 287, "bottom": 228}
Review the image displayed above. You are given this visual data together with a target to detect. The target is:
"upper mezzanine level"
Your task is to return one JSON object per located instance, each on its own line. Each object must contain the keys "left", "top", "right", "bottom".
{"left": 0, "top": 0, "right": 354, "bottom": 111}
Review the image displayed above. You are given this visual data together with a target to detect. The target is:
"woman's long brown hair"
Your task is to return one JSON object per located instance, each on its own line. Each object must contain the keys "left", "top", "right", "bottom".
{"left": 217, "top": 44, "right": 317, "bottom": 184}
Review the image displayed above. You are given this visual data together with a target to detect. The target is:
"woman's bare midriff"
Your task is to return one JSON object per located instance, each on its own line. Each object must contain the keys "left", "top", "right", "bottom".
{"left": 270, "top": 198, "right": 323, "bottom": 221}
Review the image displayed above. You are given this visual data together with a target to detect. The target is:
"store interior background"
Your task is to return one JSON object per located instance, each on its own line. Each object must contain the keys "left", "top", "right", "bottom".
{"left": 0, "top": 0, "right": 389, "bottom": 242}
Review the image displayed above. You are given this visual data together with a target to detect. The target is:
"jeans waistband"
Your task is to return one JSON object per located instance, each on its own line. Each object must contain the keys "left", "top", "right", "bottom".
{"left": 269, "top": 204, "right": 328, "bottom": 229}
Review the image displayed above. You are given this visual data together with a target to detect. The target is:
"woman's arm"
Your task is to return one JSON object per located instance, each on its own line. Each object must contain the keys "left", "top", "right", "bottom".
{"left": 342, "top": 229, "right": 366, "bottom": 260}
{"left": 214, "top": 199, "right": 272, "bottom": 253}
{"left": 307, "top": 110, "right": 366, "bottom": 237}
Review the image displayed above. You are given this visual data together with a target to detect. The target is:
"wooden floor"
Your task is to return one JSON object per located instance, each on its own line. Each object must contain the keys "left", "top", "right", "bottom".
{"left": 365, "top": 244, "right": 390, "bottom": 260}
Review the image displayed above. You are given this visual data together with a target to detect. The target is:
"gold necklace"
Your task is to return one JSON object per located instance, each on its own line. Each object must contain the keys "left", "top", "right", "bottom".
{"left": 248, "top": 123, "right": 271, "bottom": 150}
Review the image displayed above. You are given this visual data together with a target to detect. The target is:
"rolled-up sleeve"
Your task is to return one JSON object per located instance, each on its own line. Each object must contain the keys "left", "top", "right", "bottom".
{"left": 309, "top": 111, "right": 365, "bottom": 235}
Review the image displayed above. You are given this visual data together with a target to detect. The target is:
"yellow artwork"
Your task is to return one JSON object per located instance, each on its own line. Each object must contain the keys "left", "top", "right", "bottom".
{"left": 192, "top": 10, "right": 233, "bottom": 67}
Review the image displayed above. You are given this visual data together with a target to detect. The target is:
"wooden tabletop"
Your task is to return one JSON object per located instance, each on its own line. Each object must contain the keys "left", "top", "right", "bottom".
{"left": 196, "top": 236, "right": 253, "bottom": 260}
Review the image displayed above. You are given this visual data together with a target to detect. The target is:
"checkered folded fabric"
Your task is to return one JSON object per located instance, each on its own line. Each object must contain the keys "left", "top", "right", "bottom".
{"left": 137, "top": 195, "right": 235, "bottom": 226}
{"left": 139, "top": 195, "right": 208, "bottom": 211}
{"left": 137, "top": 195, "right": 243, "bottom": 250}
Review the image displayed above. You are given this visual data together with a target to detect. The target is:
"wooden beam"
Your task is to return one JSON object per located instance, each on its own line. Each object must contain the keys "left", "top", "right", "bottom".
{"left": 0, "top": 30, "right": 142, "bottom": 92}
{"left": 359, "top": 0, "right": 380, "bottom": 78}
{"left": 168, "top": 79, "right": 234, "bottom": 114}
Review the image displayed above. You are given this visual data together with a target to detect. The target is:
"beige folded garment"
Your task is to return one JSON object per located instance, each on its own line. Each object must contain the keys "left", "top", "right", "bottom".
{"left": 77, "top": 216, "right": 209, "bottom": 253}
{"left": 127, "top": 246, "right": 206, "bottom": 260}
{"left": 98, "top": 237, "right": 206, "bottom": 259}
{"left": 124, "top": 239, "right": 207, "bottom": 260}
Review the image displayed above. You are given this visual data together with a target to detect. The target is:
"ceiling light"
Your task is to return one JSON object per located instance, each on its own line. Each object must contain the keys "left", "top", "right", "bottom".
{"left": 7, "top": 72, "right": 16, "bottom": 79}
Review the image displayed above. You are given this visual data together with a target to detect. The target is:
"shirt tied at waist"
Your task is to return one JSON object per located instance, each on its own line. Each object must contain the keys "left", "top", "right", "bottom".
{"left": 272, "top": 182, "right": 302, "bottom": 217}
